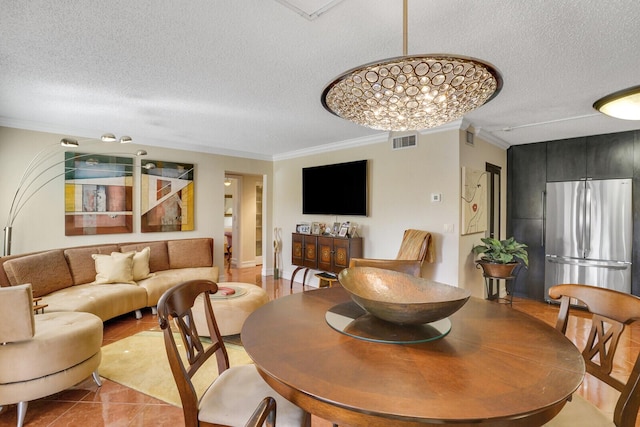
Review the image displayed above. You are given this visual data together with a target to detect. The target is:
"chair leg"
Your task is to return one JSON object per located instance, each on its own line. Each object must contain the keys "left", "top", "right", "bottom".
{"left": 92, "top": 369, "right": 103, "bottom": 387}
{"left": 16, "top": 401, "right": 27, "bottom": 427}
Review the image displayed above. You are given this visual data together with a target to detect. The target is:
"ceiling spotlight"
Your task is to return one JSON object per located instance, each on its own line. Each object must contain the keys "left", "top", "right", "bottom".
{"left": 224, "top": 178, "right": 231, "bottom": 187}
{"left": 593, "top": 85, "right": 640, "bottom": 120}
{"left": 321, "top": 0, "right": 502, "bottom": 131}
{"left": 143, "top": 162, "right": 156, "bottom": 170}
{"left": 119, "top": 136, "right": 133, "bottom": 144}
{"left": 135, "top": 150, "right": 147, "bottom": 156}
{"left": 101, "top": 133, "right": 117, "bottom": 142}
{"left": 60, "top": 138, "right": 79, "bottom": 147}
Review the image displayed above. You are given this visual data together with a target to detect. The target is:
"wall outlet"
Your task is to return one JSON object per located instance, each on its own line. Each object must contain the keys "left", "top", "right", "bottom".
{"left": 431, "top": 193, "right": 442, "bottom": 202}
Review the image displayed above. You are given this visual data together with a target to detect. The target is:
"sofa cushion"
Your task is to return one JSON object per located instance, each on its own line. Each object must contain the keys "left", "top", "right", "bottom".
{"left": 92, "top": 252, "right": 135, "bottom": 284}
{"left": 137, "top": 266, "right": 219, "bottom": 307}
{"left": 3, "top": 250, "right": 73, "bottom": 298}
{"left": 167, "top": 238, "right": 213, "bottom": 269}
{"left": 0, "top": 311, "right": 102, "bottom": 384}
{"left": 36, "top": 283, "right": 148, "bottom": 322}
{"left": 64, "top": 245, "right": 119, "bottom": 285}
{"left": 119, "top": 241, "right": 169, "bottom": 273}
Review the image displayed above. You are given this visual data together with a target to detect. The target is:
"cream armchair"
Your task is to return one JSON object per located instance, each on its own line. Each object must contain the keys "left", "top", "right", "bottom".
{"left": 0, "top": 284, "right": 103, "bottom": 427}
{"left": 349, "top": 229, "right": 435, "bottom": 277}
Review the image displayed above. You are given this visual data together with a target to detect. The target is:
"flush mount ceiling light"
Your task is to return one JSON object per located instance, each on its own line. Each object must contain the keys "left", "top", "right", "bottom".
{"left": 224, "top": 178, "right": 232, "bottom": 187}
{"left": 593, "top": 85, "right": 640, "bottom": 120}
{"left": 321, "top": 0, "right": 502, "bottom": 132}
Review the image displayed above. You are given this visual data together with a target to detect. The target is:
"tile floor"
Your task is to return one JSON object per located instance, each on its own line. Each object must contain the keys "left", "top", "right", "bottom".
{"left": 1, "top": 266, "right": 638, "bottom": 426}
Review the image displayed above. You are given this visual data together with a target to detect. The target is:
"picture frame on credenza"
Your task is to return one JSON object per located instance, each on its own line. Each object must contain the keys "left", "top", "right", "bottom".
{"left": 296, "top": 223, "right": 311, "bottom": 234}
{"left": 332, "top": 222, "right": 341, "bottom": 235}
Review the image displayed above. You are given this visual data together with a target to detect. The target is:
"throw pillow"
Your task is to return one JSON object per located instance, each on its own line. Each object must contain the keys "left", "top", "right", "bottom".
{"left": 92, "top": 251, "right": 135, "bottom": 284}
{"left": 129, "top": 246, "right": 151, "bottom": 281}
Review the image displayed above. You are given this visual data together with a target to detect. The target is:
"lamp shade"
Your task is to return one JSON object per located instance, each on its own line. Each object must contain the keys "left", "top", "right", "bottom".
{"left": 593, "top": 85, "right": 640, "bottom": 120}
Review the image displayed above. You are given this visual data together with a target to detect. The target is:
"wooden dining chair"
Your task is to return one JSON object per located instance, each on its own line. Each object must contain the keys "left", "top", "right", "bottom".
{"left": 545, "top": 284, "right": 640, "bottom": 427}
{"left": 157, "top": 280, "right": 310, "bottom": 427}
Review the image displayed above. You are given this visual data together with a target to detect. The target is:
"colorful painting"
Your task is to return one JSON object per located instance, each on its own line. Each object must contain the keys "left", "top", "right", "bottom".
{"left": 64, "top": 152, "right": 133, "bottom": 235}
{"left": 141, "top": 160, "right": 194, "bottom": 232}
{"left": 461, "top": 166, "right": 488, "bottom": 235}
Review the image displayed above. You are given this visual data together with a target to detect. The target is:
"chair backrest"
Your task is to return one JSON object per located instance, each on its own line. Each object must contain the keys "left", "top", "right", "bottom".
{"left": 549, "top": 284, "right": 640, "bottom": 427}
{"left": 348, "top": 258, "right": 422, "bottom": 277}
{"left": 157, "top": 279, "right": 229, "bottom": 426}
{"left": 395, "top": 229, "right": 434, "bottom": 264}
{"left": 0, "top": 283, "right": 35, "bottom": 343}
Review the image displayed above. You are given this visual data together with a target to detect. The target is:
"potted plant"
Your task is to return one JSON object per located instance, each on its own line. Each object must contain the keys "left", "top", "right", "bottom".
{"left": 472, "top": 237, "right": 529, "bottom": 278}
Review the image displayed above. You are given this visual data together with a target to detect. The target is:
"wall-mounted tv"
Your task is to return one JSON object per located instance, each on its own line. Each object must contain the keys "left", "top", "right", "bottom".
{"left": 302, "top": 160, "right": 368, "bottom": 216}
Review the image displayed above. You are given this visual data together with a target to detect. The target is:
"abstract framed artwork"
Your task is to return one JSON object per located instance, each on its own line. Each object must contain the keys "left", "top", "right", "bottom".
{"left": 64, "top": 152, "right": 133, "bottom": 235}
{"left": 141, "top": 160, "right": 194, "bottom": 232}
{"left": 461, "top": 166, "right": 488, "bottom": 235}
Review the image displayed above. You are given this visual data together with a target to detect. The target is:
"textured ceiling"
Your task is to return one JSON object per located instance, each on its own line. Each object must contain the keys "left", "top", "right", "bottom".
{"left": 1, "top": 1, "right": 639, "bottom": 160}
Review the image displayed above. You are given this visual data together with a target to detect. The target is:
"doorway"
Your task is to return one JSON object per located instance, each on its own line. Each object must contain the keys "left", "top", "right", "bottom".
{"left": 485, "top": 162, "right": 502, "bottom": 299}
{"left": 223, "top": 173, "right": 265, "bottom": 270}
{"left": 485, "top": 163, "right": 501, "bottom": 240}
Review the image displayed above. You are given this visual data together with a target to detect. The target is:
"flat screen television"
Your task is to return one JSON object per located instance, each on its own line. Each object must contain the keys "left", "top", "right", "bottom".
{"left": 302, "top": 160, "right": 368, "bottom": 216}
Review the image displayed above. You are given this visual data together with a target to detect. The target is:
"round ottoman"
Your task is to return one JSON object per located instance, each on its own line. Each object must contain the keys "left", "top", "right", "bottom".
{"left": 192, "top": 282, "right": 269, "bottom": 336}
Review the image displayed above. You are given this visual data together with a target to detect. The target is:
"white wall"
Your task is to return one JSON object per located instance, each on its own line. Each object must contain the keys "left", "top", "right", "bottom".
{"left": 0, "top": 127, "right": 274, "bottom": 279}
{"left": 1, "top": 125, "right": 507, "bottom": 292}
{"left": 273, "top": 128, "right": 466, "bottom": 287}
{"left": 458, "top": 130, "right": 508, "bottom": 297}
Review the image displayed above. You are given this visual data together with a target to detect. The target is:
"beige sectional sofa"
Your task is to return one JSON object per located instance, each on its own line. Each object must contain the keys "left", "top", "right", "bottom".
{"left": 0, "top": 238, "right": 218, "bottom": 321}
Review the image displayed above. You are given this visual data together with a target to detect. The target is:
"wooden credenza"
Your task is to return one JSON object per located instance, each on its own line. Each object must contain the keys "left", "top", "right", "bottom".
{"left": 291, "top": 233, "right": 362, "bottom": 288}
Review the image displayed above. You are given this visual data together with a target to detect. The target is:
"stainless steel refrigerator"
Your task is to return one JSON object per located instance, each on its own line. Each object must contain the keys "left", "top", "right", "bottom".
{"left": 544, "top": 178, "right": 632, "bottom": 301}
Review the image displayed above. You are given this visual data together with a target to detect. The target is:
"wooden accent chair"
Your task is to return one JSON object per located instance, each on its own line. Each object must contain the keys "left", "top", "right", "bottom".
{"left": 349, "top": 229, "right": 434, "bottom": 277}
{"left": 157, "top": 280, "right": 310, "bottom": 427}
{"left": 0, "top": 284, "right": 103, "bottom": 427}
{"left": 545, "top": 284, "right": 640, "bottom": 426}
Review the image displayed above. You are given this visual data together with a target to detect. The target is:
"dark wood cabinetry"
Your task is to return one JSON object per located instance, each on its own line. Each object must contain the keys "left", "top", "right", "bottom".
{"left": 510, "top": 219, "right": 545, "bottom": 301}
{"left": 507, "top": 143, "right": 546, "bottom": 301}
{"left": 291, "top": 233, "right": 363, "bottom": 288}
{"left": 546, "top": 137, "right": 586, "bottom": 182}
{"left": 508, "top": 130, "right": 639, "bottom": 300}
{"left": 586, "top": 131, "right": 635, "bottom": 179}
{"left": 509, "top": 143, "right": 546, "bottom": 219}
{"left": 546, "top": 132, "right": 634, "bottom": 181}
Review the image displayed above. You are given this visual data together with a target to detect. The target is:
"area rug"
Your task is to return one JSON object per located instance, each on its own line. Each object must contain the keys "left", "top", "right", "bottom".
{"left": 99, "top": 330, "right": 253, "bottom": 406}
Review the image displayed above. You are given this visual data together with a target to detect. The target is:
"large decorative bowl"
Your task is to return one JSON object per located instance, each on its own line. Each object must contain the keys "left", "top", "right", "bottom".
{"left": 338, "top": 267, "right": 471, "bottom": 325}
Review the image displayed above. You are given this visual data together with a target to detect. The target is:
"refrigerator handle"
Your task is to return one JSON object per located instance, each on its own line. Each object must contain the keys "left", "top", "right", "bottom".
{"left": 541, "top": 191, "right": 546, "bottom": 247}
{"left": 577, "top": 184, "right": 585, "bottom": 257}
{"left": 585, "top": 185, "right": 592, "bottom": 257}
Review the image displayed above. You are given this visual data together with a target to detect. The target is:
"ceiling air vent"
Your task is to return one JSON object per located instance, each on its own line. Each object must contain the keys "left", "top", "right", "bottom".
{"left": 391, "top": 133, "right": 418, "bottom": 150}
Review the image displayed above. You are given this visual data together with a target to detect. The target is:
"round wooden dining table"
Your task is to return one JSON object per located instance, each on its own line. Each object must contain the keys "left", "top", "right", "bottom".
{"left": 241, "top": 287, "right": 585, "bottom": 427}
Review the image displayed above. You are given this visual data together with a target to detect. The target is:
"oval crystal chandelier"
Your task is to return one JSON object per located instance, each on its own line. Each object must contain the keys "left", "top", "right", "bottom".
{"left": 321, "top": 1, "right": 502, "bottom": 132}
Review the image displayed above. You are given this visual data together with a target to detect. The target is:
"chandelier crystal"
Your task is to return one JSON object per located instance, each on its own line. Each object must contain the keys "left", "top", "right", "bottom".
{"left": 322, "top": 55, "right": 502, "bottom": 131}
{"left": 321, "top": 1, "right": 502, "bottom": 131}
